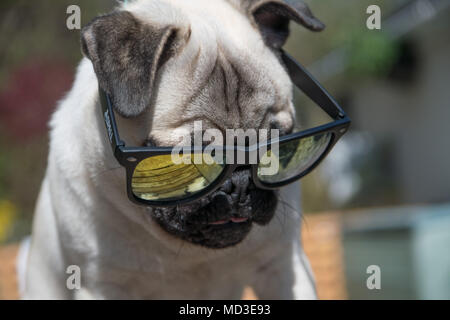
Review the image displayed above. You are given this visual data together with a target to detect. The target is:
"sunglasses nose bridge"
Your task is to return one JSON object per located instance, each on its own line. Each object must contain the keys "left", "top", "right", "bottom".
{"left": 226, "top": 144, "right": 263, "bottom": 166}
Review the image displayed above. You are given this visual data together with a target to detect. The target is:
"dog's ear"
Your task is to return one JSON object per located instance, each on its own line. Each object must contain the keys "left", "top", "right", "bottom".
{"left": 248, "top": 0, "right": 325, "bottom": 49}
{"left": 81, "top": 11, "right": 180, "bottom": 117}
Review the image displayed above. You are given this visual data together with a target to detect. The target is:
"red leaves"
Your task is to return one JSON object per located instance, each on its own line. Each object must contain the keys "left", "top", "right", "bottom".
{"left": 0, "top": 59, "right": 73, "bottom": 141}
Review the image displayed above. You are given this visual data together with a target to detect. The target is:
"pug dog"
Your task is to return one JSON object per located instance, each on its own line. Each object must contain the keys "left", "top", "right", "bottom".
{"left": 23, "top": 0, "right": 324, "bottom": 299}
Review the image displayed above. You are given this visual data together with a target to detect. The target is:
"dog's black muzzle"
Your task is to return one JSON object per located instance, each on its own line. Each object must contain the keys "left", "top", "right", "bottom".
{"left": 150, "top": 168, "right": 278, "bottom": 248}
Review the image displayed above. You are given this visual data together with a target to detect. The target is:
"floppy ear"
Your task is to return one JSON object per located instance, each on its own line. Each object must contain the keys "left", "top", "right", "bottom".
{"left": 248, "top": 0, "right": 325, "bottom": 49}
{"left": 81, "top": 11, "right": 180, "bottom": 117}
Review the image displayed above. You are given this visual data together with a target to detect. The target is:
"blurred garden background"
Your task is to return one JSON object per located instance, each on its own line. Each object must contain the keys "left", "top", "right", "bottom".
{"left": 0, "top": 0, "right": 449, "bottom": 299}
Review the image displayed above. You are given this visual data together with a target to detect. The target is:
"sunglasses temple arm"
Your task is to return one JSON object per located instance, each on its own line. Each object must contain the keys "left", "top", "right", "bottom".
{"left": 280, "top": 50, "right": 346, "bottom": 120}
{"left": 98, "top": 87, "right": 125, "bottom": 156}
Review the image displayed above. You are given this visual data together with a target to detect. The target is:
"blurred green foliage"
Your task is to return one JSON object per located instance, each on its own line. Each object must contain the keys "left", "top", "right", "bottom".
{"left": 0, "top": 0, "right": 113, "bottom": 85}
{"left": 347, "top": 31, "right": 400, "bottom": 77}
{"left": 287, "top": 0, "right": 400, "bottom": 62}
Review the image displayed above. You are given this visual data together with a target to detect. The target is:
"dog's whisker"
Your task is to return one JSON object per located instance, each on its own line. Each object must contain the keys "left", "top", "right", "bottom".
{"left": 175, "top": 240, "right": 186, "bottom": 259}
{"left": 273, "top": 210, "right": 284, "bottom": 232}
{"left": 277, "top": 196, "right": 299, "bottom": 215}
{"left": 277, "top": 194, "right": 304, "bottom": 219}
{"left": 277, "top": 194, "right": 310, "bottom": 234}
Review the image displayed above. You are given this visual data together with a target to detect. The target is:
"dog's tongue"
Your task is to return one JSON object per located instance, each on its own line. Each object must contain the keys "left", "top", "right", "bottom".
{"left": 231, "top": 217, "right": 248, "bottom": 223}
{"left": 209, "top": 217, "right": 248, "bottom": 225}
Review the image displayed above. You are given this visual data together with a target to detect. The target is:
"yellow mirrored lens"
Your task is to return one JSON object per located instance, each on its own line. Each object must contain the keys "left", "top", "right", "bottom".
{"left": 257, "top": 132, "right": 331, "bottom": 183}
{"left": 131, "top": 154, "right": 224, "bottom": 201}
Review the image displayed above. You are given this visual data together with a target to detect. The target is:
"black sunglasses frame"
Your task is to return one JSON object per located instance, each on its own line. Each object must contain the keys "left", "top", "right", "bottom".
{"left": 99, "top": 50, "right": 351, "bottom": 207}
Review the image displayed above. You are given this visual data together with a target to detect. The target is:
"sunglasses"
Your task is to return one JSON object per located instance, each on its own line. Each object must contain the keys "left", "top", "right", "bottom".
{"left": 99, "top": 50, "right": 351, "bottom": 207}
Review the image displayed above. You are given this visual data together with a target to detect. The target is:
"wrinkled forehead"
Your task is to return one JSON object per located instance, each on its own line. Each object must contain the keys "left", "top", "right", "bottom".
{"left": 121, "top": 1, "right": 294, "bottom": 144}
{"left": 82, "top": 0, "right": 324, "bottom": 119}
{"left": 126, "top": 0, "right": 248, "bottom": 29}
{"left": 125, "top": 0, "right": 271, "bottom": 56}
{"left": 125, "top": 0, "right": 292, "bottom": 98}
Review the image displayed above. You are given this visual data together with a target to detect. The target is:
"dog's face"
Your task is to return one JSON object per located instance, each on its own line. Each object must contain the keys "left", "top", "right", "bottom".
{"left": 81, "top": 0, "right": 323, "bottom": 248}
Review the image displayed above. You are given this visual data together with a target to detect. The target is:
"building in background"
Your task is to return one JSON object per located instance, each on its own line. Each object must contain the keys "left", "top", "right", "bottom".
{"left": 293, "top": 0, "right": 450, "bottom": 211}
{"left": 350, "top": 2, "right": 450, "bottom": 204}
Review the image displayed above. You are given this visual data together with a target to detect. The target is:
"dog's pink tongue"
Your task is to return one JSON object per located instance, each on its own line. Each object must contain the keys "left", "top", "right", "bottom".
{"left": 230, "top": 217, "right": 248, "bottom": 223}
{"left": 209, "top": 217, "right": 248, "bottom": 225}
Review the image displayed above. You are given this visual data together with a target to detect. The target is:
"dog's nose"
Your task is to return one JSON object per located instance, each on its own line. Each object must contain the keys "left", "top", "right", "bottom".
{"left": 208, "top": 169, "right": 253, "bottom": 221}
{"left": 231, "top": 170, "right": 251, "bottom": 204}
{"left": 217, "top": 169, "right": 252, "bottom": 206}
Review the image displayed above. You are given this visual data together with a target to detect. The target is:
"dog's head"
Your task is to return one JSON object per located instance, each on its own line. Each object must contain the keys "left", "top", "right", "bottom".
{"left": 81, "top": 0, "right": 324, "bottom": 248}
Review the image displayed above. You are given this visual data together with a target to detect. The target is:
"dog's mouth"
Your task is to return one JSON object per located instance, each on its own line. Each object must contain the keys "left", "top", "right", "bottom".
{"left": 147, "top": 169, "right": 278, "bottom": 248}
{"left": 209, "top": 217, "right": 249, "bottom": 225}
